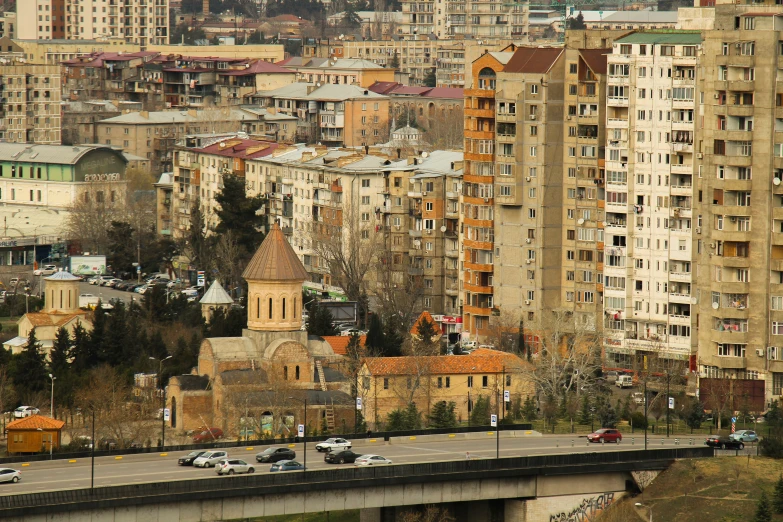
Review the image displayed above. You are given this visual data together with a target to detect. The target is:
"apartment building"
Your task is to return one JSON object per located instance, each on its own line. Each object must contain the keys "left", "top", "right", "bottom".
{"left": 602, "top": 32, "right": 700, "bottom": 370}
{"left": 256, "top": 83, "right": 390, "bottom": 148}
{"left": 16, "top": 0, "right": 169, "bottom": 46}
{"left": 154, "top": 172, "right": 172, "bottom": 235}
{"left": 0, "top": 62, "right": 62, "bottom": 145}
{"left": 12, "top": 37, "right": 139, "bottom": 64}
{"left": 278, "top": 57, "right": 395, "bottom": 89}
{"left": 400, "top": 0, "right": 528, "bottom": 40}
{"left": 96, "top": 109, "right": 255, "bottom": 173}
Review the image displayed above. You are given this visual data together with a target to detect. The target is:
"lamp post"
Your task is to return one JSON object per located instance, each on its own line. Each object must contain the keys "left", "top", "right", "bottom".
{"left": 48, "top": 374, "right": 56, "bottom": 419}
{"left": 288, "top": 396, "right": 307, "bottom": 476}
{"left": 90, "top": 409, "right": 95, "bottom": 491}
{"left": 149, "top": 355, "right": 172, "bottom": 448}
{"left": 635, "top": 502, "right": 652, "bottom": 522}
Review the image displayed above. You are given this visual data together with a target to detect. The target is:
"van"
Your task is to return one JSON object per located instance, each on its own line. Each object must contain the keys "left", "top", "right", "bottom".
{"left": 615, "top": 375, "right": 633, "bottom": 388}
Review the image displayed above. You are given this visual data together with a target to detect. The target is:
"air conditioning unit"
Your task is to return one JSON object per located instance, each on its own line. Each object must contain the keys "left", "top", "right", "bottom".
{"left": 714, "top": 93, "right": 719, "bottom": 99}
{"left": 730, "top": 216, "right": 737, "bottom": 223}
{"left": 526, "top": 259, "right": 531, "bottom": 264}
{"left": 422, "top": 192, "right": 427, "bottom": 196}
{"left": 757, "top": 348, "right": 765, "bottom": 357}
{"left": 697, "top": 153, "right": 703, "bottom": 159}
{"left": 525, "top": 300, "right": 531, "bottom": 305}
{"left": 525, "top": 176, "right": 531, "bottom": 182}
{"left": 484, "top": 198, "right": 489, "bottom": 203}
{"left": 426, "top": 229, "right": 433, "bottom": 234}
{"left": 525, "top": 238, "right": 531, "bottom": 243}
{"left": 530, "top": 114, "right": 536, "bottom": 120}
{"left": 696, "top": 227, "right": 702, "bottom": 234}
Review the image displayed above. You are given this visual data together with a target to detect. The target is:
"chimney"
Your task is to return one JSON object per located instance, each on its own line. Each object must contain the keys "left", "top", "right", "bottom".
{"left": 396, "top": 148, "right": 401, "bottom": 159}
{"left": 364, "top": 145, "right": 369, "bottom": 155}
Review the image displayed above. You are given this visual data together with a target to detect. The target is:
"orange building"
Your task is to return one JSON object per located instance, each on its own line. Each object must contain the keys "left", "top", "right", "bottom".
{"left": 462, "top": 48, "right": 516, "bottom": 339}
{"left": 6, "top": 415, "right": 65, "bottom": 455}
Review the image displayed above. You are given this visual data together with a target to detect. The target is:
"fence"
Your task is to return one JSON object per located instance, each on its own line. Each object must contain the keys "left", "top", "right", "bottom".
{"left": 0, "top": 447, "right": 712, "bottom": 513}
{"left": 0, "top": 423, "right": 534, "bottom": 465}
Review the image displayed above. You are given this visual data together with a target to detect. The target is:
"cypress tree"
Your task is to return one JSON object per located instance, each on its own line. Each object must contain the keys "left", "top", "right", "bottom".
{"left": 13, "top": 327, "right": 48, "bottom": 397}
{"left": 773, "top": 476, "right": 783, "bottom": 514}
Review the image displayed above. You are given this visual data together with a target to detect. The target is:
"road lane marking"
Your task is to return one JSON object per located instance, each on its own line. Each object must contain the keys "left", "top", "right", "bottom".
{"left": 21, "top": 464, "right": 29, "bottom": 467}
{"left": 160, "top": 453, "right": 168, "bottom": 457}
{"left": 114, "top": 457, "right": 122, "bottom": 460}
{"left": 68, "top": 460, "right": 77, "bottom": 463}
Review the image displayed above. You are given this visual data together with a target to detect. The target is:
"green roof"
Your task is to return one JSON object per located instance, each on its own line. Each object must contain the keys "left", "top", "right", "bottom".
{"left": 616, "top": 31, "right": 702, "bottom": 45}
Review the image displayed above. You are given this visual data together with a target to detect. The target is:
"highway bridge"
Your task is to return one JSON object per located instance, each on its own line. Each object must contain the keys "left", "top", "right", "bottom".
{"left": 0, "top": 435, "right": 713, "bottom": 522}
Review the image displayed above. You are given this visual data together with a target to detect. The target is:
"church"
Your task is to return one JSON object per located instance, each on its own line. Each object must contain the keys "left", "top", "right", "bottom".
{"left": 167, "top": 223, "right": 357, "bottom": 438}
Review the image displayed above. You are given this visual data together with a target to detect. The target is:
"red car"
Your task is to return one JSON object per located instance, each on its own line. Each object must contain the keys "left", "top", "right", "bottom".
{"left": 587, "top": 428, "right": 622, "bottom": 443}
{"left": 192, "top": 428, "right": 223, "bottom": 443}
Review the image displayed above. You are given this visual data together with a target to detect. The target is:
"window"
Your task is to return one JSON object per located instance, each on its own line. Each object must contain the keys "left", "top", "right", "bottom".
{"left": 445, "top": 377, "right": 450, "bottom": 388}
{"left": 482, "top": 376, "right": 488, "bottom": 388}
{"left": 773, "top": 296, "right": 783, "bottom": 310}
{"left": 774, "top": 323, "right": 783, "bottom": 336}
{"left": 383, "top": 378, "right": 389, "bottom": 390}
{"left": 361, "top": 179, "right": 370, "bottom": 188}
{"left": 530, "top": 84, "right": 538, "bottom": 94}
{"left": 467, "top": 376, "right": 473, "bottom": 388}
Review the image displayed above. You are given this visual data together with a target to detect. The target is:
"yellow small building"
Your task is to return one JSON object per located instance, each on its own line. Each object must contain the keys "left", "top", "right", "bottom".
{"left": 359, "top": 348, "right": 532, "bottom": 429}
{"left": 6, "top": 415, "right": 65, "bottom": 455}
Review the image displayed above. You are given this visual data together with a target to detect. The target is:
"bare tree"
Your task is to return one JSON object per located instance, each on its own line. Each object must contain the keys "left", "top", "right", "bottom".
{"left": 422, "top": 107, "right": 464, "bottom": 150}
{"left": 485, "top": 308, "right": 522, "bottom": 353}
{"left": 310, "top": 202, "right": 382, "bottom": 308}
{"left": 211, "top": 230, "right": 245, "bottom": 296}
{"left": 63, "top": 182, "right": 128, "bottom": 254}
{"left": 702, "top": 377, "right": 734, "bottom": 431}
{"left": 76, "top": 366, "right": 158, "bottom": 448}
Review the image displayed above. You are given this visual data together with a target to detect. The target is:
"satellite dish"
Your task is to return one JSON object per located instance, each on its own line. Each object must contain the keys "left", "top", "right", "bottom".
{"left": 712, "top": 302, "right": 719, "bottom": 310}
{"left": 421, "top": 151, "right": 429, "bottom": 158}
{"left": 775, "top": 178, "right": 781, "bottom": 186}
{"left": 440, "top": 225, "right": 447, "bottom": 232}
{"left": 577, "top": 218, "right": 585, "bottom": 225}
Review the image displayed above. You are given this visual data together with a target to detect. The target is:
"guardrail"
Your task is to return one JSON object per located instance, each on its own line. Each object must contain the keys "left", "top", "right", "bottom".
{"left": 0, "top": 423, "right": 534, "bottom": 464}
{"left": 0, "top": 447, "right": 712, "bottom": 515}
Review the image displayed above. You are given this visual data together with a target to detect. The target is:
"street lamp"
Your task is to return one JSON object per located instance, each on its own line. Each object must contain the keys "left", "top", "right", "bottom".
{"left": 48, "top": 374, "right": 56, "bottom": 419}
{"left": 288, "top": 396, "right": 307, "bottom": 476}
{"left": 149, "top": 355, "right": 172, "bottom": 448}
{"left": 635, "top": 502, "right": 652, "bottom": 522}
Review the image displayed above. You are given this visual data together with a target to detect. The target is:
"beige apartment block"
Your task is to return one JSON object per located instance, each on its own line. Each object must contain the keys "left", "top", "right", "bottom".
{"left": 0, "top": 63, "right": 62, "bottom": 145}
{"left": 689, "top": 4, "right": 783, "bottom": 400}
{"left": 11, "top": 37, "right": 139, "bottom": 64}
{"left": 17, "top": 0, "right": 169, "bottom": 46}
{"left": 148, "top": 44, "right": 284, "bottom": 63}
{"left": 400, "top": 0, "right": 529, "bottom": 40}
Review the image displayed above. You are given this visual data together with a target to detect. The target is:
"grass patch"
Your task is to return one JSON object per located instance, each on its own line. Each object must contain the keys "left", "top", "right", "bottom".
{"left": 248, "top": 511, "right": 359, "bottom": 522}
{"left": 600, "top": 456, "right": 783, "bottom": 521}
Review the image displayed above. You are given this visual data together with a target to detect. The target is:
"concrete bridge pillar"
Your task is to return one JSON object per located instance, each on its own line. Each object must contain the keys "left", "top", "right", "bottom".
{"left": 360, "top": 507, "right": 382, "bottom": 522}
{"left": 505, "top": 499, "right": 527, "bottom": 522}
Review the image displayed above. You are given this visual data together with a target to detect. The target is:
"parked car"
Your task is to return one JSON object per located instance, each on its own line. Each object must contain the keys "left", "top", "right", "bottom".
{"left": 255, "top": 447, "right": 296, "bottom": 463}
{"left": 604, "top": 371, "right": 619, "bottom": 383}
{"left": 101, "top": 278, "right": 122, "bottom": 287}
{"left": 615, "top": 375, "right": 633, "bottom": 388}
{"left": 0, "top": 469, "right": 21, "bottom": 483}
{"left": 269, "top": 460, "right": 305, "bottom": 472}
{"left": 587, "top": 428, "right": 623, "bottom": 443}
{"left": 315, "top": 438, "right": 352, "bottom": 453}
{"left": 354, "top": 455, "right": 393, "bottom": 466}
{"left": 325, "top": 450, "right": 363, "bottom": 464}
{"left": 215, "top": 458, "right": 254, "bottom": 475}
{"left": 177, "top": 451, "right": 207, "bottom": 466}
{"left": 730, "top": 430, "right": 758, "bottom": 443}
{"left": 87, "top": 276, "right": 99, "bottom": 285}
{"left": 33, "top": 265, "right": 58, "bottom": 276}
{"left": 13, "top": 406, "right": 39, "bottom": 418}
{"left": 631, "top": 392, "right": 645, "bottom": 405}
{"left": 705, "top": 435, "right": 745, "bottom": 450}
{"left": 192, "top": 427, "right": 223, "bottom": 443}
{"left": 193, "top": 450, "right": 229, "bottom": 468}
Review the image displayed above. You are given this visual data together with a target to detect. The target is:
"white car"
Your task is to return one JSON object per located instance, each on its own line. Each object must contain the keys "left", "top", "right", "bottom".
{"left": 354, "top": 455, "right": 392, "bottom": 466}
{"left": 13, "top": 406, "right": 40, "bottom": 418}
{"left": 0, "top": 469, "right": 21, "bottom": 483}
{"left": 215, "top": 458, "right": 255, "bottom": 475}
{"left": 33, "top": 265, "right": 58, "bottom": 276}
{"left": 193, "top": 450, "right": 229, "bottom": 468}
{"left": 315, "top": 438, "right": 352, "bottom": 453}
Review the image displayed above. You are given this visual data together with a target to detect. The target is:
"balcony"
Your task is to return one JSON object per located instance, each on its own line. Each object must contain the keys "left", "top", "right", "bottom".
{"left": 716, "top": 356, "right": 747, "bottom": 370}
{"left": 607, "top": 118, "right": 628, "bottom": 128}
{"left": 668, "top": 292, "right": 692, "bottom": 304}
{"left": 607, "top": 96, "right": 628, "bottom": 107}
{"left": 671, "top": 164, "right": 693, "bottom": 175}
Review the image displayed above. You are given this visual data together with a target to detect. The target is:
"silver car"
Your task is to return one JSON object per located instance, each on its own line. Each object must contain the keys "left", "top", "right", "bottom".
{"left": 354, "top": 454, "right": 393, "bottom": 466}
{"left": 193, "top": 450, "right": 228, "bottom": 468}
{"left": 215, "top": 458, "right": 254, "bottom": 475}
{"left": 0, "top": 468, "right": 21, "bottom": 483}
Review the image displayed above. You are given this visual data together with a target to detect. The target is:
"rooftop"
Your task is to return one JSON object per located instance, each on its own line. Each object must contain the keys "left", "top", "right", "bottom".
{"left": 196, "top": 138, "right": 279, "bottom": 160}
{"left": 99, "top": 109, "right": 254, "bottom": 125}
{"left": 321, "top": 335, "right": 366, "bottom": 356}
{"left": 242, "top": 223, "right": 309, "bottom": 282}
{"left": 504, "top": 47, "right": 565, "bottom": 74}
{"left": 363, "top": 349, "right": 526, "bottom": 376}
{"left": 0, "top": 144, "right": 125, "bottom": 165}
{"left": 200, "top": 280, "right": 233, "bottom": 305}
{"left": 7, "top": 415, "right": 65, "bottom": 431}
{"left": 615, "top": 31, "right": 703, "bottom": 45}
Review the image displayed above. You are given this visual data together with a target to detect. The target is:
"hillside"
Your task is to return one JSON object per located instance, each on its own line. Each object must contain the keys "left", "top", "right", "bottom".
{"left": 600, "top": 456, "right": 783, "bottom": 521}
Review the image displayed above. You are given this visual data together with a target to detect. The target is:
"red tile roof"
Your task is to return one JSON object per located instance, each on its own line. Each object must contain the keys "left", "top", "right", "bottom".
{"left": 368, "top": 81, "right": 400, "bottom": 95}
{"left": 504, "top": 47, "right": 564, "bottom": 74}
{"left": 242, "top": 223, "right": 310, "bottom": 281}
{"left": 197, "top": 138, "right": 279, "bottom": 160}
{"left": 368, "top": 82, "right": 464, "bottom": 99}
{"left": 579, "top": 48, "right": 610, "bottom": 76}
{"left": 7, "top": 415, "right": 65, "bottom": 430}
{"left": 269, "top": 14, "right": 307, "bottom": 23}
{"left": 363, "top": 349, "right": 526, "bottom": 376}
{"left": 322, "top": 335, "right": 367, "bottom": 355}
{"left": 25, "top": 312, "right": 87, "bottom": 327}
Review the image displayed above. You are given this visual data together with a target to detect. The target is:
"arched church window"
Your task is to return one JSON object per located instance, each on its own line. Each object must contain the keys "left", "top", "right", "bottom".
{"left": 282, "top": 298, "right": 286, "bottom": 320}
{"left": 269, "top": 298, "right": 273, "bottom": 319}
{"left": 257, "top": 297, "right": 260, "bottom": 319}
{"left": 284, "top": 366, "right": 288, "bottom": 380}
{"left": 295, "top": 365, "right": 300, "bottom": 380}
{"left": 294, "top": 297, "right": 297, "bottom": 318}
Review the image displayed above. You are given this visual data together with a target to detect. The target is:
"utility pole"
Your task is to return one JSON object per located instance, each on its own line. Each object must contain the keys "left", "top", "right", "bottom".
{"left": 149, "top": 356, "right": 172, "bottom": 447}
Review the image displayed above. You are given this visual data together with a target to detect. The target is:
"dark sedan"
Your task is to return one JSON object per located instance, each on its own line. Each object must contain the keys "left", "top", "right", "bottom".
{"left": 255, "top": 447, "right": 296, "bottom": 463}
{"left": 178, "top": 451, "right": 207, "bottom": 466}
{"left": 325, "top": 450, "right": 363, "bottom": 464}
{"left": 705, "top": 435, "right": 745, "bottom": 450}
{"left": 269, "top": 460, "right": 305, "bottom": 472}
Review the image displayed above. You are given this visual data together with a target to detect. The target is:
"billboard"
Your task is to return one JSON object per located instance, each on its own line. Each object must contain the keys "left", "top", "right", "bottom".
{"left": 69, "top": 255, "right": 107, "bottom": 275}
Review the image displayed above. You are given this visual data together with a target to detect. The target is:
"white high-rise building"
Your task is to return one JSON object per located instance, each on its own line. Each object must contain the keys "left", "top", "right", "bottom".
{"left": 17, "top": 0, "right": 168, "bottom": 46}
{"left": 603, "top": 32, "right": 701, "bottom": 369}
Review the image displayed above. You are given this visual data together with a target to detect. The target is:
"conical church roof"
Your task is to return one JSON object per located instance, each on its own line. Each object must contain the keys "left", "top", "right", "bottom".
{"left": 199, "top": 280, "right": 233, "bottom": 305}
{"left": 242, "top": 223, "right": 309, "bottom": 282}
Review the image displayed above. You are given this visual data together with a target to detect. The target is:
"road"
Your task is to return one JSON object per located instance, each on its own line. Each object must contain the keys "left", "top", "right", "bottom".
{"left": 76, "top": 281, "right": 140, "bottom": 305}
{"left": 0, "top": 434, "right": 726, "bottom": 496}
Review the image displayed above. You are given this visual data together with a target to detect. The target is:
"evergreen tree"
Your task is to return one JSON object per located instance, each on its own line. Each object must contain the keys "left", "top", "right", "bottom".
{"left": 578, "top": 394, "right": 591, "bottom": 425}
{"left": 684, "top": 397, "right": 705, "bottom": 430}
{"left": 423, "top": 69, "right": 437, "bottom": 88}
{"left": 381, "top": 318, "right": 403, "bottom": 357}
{"left": 307, "top": 301, "right": 338, "bottom": 336}
{"left": 147, "top": 330, "right": 168, "bottom": 362}
{"left": 773, "top": 476, "right": 783, "bottom": 514}
{"left": 389, "top": 52, "right": 400, "bottom": 69}
{"left": 470, "top": 395, "right": 492, "bottom": 426}
{"left": 70, "top": 321, "right": 91, "bottom": 373}
{"left": 428, "top": 401, "right": 457, "bottom": 428}
{"left": 522, "top": 395, "right": 538, "bottom": 422}
{"left": 12, "top": 328, "right": 48, "bottom": 397}
{"left": 568, "top": 11, "right": 586, "bottom": 30}
{"left": 104, "top": 301, "right": 129, "bottom": 366}
{"left": 87, "top": 303, "right": 107, "bottom": 367}
{"left": 205, "top": 306, "right": 246, "bottom": 337}
{"left": 366, "top": 314, "right": 385, "bottom": 354}
{"left": 355, "top": 410, "right": 367, "bottom": 433}
{"left": 214, "top": 175, "right": 266, "bottom": 259}
{"left": 49, "top": 327, "right": 71, "bottom": 377}
{"left": 413, "top": 314, "right": 440, "bottom": 355}
{"left": 386, "top": 403, "right": 421, "bottom": 430}
{"left": 755, "top": 491, "right": 773, "bottom": 522}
